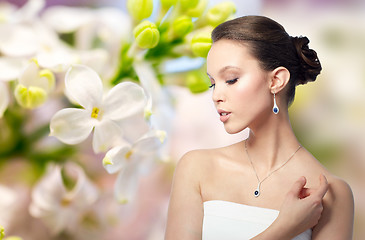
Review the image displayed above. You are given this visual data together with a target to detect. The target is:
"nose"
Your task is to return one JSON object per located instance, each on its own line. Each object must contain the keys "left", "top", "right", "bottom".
{"left": 212, "top": 85, "right": 225, "bottom": 104}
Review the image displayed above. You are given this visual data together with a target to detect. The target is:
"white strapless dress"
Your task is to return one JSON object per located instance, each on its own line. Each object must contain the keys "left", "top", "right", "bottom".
{"left": 202, "top": 200, "right": 312, "bottom": 240}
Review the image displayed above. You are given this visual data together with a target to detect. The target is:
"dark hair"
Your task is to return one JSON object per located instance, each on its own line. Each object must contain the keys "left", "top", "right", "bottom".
{"left": 211, "top": 15, "right": 322, "bottom": 104}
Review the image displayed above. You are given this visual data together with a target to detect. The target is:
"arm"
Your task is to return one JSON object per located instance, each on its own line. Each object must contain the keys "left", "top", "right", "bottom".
{"left": 252, "top": 175, "right": 329, "bottom": 240}
{"left": 312, "top": 178, "right": 354, "bottom": 240}
{"left": 165, "top": 151, "right": 204, "bottom": 240}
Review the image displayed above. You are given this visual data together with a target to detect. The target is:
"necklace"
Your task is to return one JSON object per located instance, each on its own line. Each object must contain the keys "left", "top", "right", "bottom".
{"left": 244, "top": 140, "right": 302, "bottom": 198}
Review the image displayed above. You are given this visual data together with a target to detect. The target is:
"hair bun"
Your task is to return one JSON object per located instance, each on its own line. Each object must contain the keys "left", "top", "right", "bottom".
{"left": 291, "top": 36, "right": 322, "bottom": 85}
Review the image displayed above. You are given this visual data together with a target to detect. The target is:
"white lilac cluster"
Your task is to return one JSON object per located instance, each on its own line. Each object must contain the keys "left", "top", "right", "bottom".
{"left": 0, "top": 0, "right": 237, "bottom": 238}
{"left": 0, "top": 0, "right": 165, "bottom": 236}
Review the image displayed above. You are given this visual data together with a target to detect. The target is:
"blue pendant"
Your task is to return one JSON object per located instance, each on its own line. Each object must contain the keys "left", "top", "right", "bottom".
{"left": 273, "top": 93, "right": 279, "bottom": 114}
{"left": 273, "top": 106, "right": 279, "bottom": 114}
{"left": 254, "top": 182, "right": 261, "bottom": 197}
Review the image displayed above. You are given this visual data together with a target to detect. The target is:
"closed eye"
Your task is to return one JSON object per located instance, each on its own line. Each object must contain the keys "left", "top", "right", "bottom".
{"left": 209, "top": 83, "right": 215, "bottom": 88}
{"left": 226, "top": 78, "right": 238, "bottom": 85}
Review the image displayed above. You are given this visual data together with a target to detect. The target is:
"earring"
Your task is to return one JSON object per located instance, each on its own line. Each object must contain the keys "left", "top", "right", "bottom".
{"left": 273, "top": 92, "right": 279, "bottom": 114}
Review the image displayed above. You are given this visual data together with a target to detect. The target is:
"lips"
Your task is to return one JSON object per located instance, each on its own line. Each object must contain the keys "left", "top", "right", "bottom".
{"left": 217, "top": 109, "right": 231, "bottom": 123}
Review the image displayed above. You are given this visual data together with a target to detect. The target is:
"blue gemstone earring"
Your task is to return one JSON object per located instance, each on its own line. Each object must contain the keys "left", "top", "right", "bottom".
{"left": 273, "top": 92, "right": 279, "bottom": 114}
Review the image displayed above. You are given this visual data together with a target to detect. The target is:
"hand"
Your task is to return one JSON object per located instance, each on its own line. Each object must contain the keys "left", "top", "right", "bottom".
{"left": 273, "top": 174, "right": 329, "bottom": 238}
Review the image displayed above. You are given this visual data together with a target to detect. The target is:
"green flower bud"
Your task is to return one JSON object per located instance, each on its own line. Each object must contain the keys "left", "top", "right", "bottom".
{"left": 133, "top": 21, "right": 160, "bottom": 49}
{"left": 14, "top": 84, "right": 47, "bottom": 109}
{"left": 186, "top": 70, "right": 210, "bottom": 93}
{"left": 190, "top": 31, "right": 212, "bottom": 58}
{"left": 0, "top": 226, "right": 4, "bottom": 240}
{"left": 172, "top": 16, "right": 194, "bottom": 38}
{"left": 179, "top": 0, "right": 199, "bottom": 10}
{"left": 206, "top": 1, "right": 236, "bottom": 27}
{"left": 161, "top": 0, "right": 178, "bottom": 9}
{"left": 186, "top": 0, "right": 208, "bottom": 18}
{"left": 127, "top": 0, "right": 153, "bottom": 21}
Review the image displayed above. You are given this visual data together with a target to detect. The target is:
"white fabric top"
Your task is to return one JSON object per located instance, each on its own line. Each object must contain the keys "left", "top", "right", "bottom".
{"left": 202, "top": 200, "right": 312, "bottom": 240}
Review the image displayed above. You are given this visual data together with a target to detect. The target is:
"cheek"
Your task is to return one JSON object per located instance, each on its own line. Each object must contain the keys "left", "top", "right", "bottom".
{"left": 233, "top": 76, "right": 270, "bottom": 111}
{"left": 234, "top": 77, "right": 263, "bottom": 101}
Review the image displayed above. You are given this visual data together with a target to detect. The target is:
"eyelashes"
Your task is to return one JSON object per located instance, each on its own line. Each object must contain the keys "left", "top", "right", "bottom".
{"left": 226, "top": 78, "right": 238, "bottom": 84}
{"left": 209, "top": 78, "right": 238, "bottom": 89}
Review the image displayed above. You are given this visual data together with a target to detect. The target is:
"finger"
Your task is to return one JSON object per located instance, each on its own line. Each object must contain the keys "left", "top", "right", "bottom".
{"left": 299, "top": 187, "right": 315, "bottom": 199}
{"left": 315, "top": 174, "right": 329, "bottom": 199}
{"left": 289, "top": 176, "right": 307, "bottom": 197}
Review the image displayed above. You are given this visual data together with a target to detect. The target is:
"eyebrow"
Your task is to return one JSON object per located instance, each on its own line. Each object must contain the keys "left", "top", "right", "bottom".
{"left": 207, "top": 65, "right": 241, "bottom": 79}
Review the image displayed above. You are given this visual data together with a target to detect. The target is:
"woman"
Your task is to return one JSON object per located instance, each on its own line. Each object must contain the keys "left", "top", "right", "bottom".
{"left": 165, "top": 16, "right": 354, "bottom": 239}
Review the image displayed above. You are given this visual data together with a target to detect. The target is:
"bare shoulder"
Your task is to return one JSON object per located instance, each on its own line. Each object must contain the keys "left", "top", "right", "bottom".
{"left": 174, "top": 144, "right": 239, "bottom": 182}
{"left": 179, "top": 148, "right": 215, "bottom": 164}
{"left": 306, "top": 157, "right": 354, "bottom": 205}
{"left": 176, "top": 149, "right": 214, "bottom": 172}
{"left": 166, "top": 148, "right": 231, "bottom": 240}
{"left": 173, "top": 149, "right": 208, "bottom": 179}
{"left": 326, "top": 175, "right": 353, "bottom": 200}
{"left": 306, "top": 154, "right": 354, "bottom": 214}
{"left": 312, "top": 169, "right": 354, "bottom": 239}
{"left": 299, "top": 148, "right": 353, "bottom": 202}
{"left": 177, "top": 143, "right": 237, "bottom": 170}
{"left": 295, "top": 148, "right": 354, "bottom": 238}
{"left": 324, "top": 174, "right": 354, "bottom": 217}
{"left": 323, "top": 174, "right": 354, "bottom": 218}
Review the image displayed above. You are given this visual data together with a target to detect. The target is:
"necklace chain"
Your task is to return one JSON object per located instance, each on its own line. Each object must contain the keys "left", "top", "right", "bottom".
{"left": 244, "top": 140, "right": 302, "bottom": 197}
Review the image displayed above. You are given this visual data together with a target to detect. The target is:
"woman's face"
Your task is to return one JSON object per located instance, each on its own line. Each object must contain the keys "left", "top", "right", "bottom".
{"left": 206, "top": 39, "right": 273, "bottom": 134}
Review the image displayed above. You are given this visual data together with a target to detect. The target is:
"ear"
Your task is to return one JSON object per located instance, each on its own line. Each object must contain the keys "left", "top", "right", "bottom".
{"left": 269, "top": 67, "right": 290, "bottom": 94}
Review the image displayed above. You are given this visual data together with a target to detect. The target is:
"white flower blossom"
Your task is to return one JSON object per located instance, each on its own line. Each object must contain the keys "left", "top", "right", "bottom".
{"left": 0, "top": 57, "right": 27, "bottom": 82}
{"left": 0, "top": 23, "right": 39, "bottom": 57}
{"left": 0, "top": 2, "right": 16, "bottom": 23}
{"left": 0, "top": 0, "right": 81, "bottom": 72}
{"left": 11, "top": 0, "right": 45, "bottom": 23}
{"left": 134, "top": 61, "right": 176, "bottom": 162}
{"left": 41, "top": 6, "right": 132, "bottom": 80}
{"left": 41, "top": 6, "right": 131, "bottom": 47}
{"left": 0, "top": 0, "right": 44, "bottom": 57}
{"left": 29, "top": 162, "right": 98, "bottom": 235}
{"left": 32, "top": 22, "right": 80, "bottom": 72}
{"left": 50, "top": 64, "right": 147, "bottom": 153}
{"left": 14, "top": 59, "right": 55, "bottom": 109}
{"left": 103, "top": 129, "right": 166, "bottom": 203}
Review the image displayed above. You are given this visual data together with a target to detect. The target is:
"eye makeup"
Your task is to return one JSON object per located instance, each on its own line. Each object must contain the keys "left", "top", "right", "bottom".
{"left": 226, "top": 78, "right": 238, "bottom": 85}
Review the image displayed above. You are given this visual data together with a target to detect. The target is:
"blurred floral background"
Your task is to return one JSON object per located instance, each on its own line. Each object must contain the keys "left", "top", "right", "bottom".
{"left": 0, "top": 0, "right": 364, "bottom": 239}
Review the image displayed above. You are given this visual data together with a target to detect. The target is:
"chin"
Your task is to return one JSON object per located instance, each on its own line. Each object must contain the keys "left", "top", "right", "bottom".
{"left": 223, "top": 124, "right": 245, "bottom": 135}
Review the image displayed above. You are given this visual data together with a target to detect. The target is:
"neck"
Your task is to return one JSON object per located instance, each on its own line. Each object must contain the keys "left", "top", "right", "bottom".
{"left": 245, "top": 109, "right": 300, "bottom": 174}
